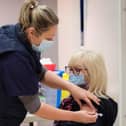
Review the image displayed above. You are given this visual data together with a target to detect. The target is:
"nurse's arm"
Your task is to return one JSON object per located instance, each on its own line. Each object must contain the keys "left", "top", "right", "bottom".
{"left": 19, "top": 95, "right": 97, "bottom": 123}
{"left": 41, "top": 70, "right": 72, "bottom": 89}
{"left": 34, "top": 102, "right": 97, "bottom": 123}
{"left": 41, "top": 70, "right": 100, "bottom": 109}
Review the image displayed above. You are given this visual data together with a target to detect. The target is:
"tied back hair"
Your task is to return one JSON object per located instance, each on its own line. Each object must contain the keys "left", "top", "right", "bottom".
{"left": 19, "top": 0, "right": 58, "bottom": 35}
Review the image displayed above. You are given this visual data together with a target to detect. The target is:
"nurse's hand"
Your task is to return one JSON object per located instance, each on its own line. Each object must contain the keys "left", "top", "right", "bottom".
{"left": 74, "top": 110, "right": 98, "bottom": 123}
{"left": 69, "top": 85, "right": 100, "bottom": 111}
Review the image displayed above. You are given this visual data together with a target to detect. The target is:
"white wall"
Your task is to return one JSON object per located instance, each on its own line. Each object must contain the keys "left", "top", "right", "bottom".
{"left": 85, "top": 0, "right": 120, "bottom": 100}
{"left": 39, "top": 0, "right": 59, "bottom": 67}
{"left": 0, "top": 0, "right": 23, "bottom": 26}
{"left": 85, "top": 1, "right": 120, "bottom": 125}
{"left": 58, "top": 0, "right": 81, "bottom": 69}
{"left": 58, "top": 0, "right": 120, "bottom": 102}
{"left": 58, "top": 0, "right": 120, "bottom": 100}
{"left": 58, "top": 0, "right": 120, "bottom": 125}
{"left": 120, "top": 0, "right": 126, "bottom": 125}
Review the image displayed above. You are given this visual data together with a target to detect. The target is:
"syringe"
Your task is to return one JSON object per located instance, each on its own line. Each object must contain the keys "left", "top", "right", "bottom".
{"left": 97, "top": 113, "right": 103, "bottom": 117}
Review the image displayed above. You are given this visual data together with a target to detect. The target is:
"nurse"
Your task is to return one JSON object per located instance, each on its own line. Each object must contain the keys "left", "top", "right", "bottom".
{"left": 0, "top": 0, "right": 99, "bottom": 126}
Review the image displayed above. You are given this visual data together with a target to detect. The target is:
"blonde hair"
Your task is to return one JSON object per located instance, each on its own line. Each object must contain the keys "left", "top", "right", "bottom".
{"left": 68, "top": 48, "right": 108, "bottom": 98}
{"left": 19, "top": 0, "right": 59, "bottom": 35}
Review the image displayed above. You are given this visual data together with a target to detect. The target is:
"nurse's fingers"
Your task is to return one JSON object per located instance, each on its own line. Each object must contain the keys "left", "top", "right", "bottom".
{"left": 86, "top": 91, "right": 100, "bottom": 105}
{"left": 84, "top": 97, "right": 96, "bottom": 111}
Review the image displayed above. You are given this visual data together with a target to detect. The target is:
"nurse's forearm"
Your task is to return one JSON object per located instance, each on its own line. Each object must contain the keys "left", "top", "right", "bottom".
{"left": 34, "top": 103, "right": 75, "bottom": 121}
{"left": 41, "top": 70, "right": 73, "bottom": 91}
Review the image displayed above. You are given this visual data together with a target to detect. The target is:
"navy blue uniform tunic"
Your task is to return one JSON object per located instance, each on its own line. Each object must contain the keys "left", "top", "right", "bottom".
{"left": 0, "top": 24, "right": 46, "bottom": 126}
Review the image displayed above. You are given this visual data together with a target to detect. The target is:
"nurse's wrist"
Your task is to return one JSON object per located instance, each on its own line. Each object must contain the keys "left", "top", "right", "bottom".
{"left": 67, "top": 82, "right": 80, "bottom": 94}
{"left": 70, "top": 111, "right": 82, "bottom": 122}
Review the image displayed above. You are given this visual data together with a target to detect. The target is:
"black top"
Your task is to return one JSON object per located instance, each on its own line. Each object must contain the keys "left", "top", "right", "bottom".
{"left": 54, "top": 96, "right": 118, "bottom": 126}
{"left": 0, "top": 24, "right": 46, "bottom": 126}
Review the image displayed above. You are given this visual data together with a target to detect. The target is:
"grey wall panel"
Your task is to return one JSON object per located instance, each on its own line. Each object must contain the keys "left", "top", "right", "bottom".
{"left": 121, "top": 0, "right": 126, "bottom": 124}
{"left": 40, "top": 0, "right": 58, "bottom": 68}
{"left": 0, "top": 0, "right": 23, "bottom": 26}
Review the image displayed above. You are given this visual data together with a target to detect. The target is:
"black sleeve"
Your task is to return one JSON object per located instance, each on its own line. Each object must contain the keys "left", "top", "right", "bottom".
{"left": 39, "top": 65, "right": 47, "bottom": 81}
{"left": 53, "top": 97, "right": 118, "bottom": 126}
{"left": 105, "top": 98, "right": 118, "bottom": 126}
{"left": 95, "top": 98, "right": 118, "bottom": 126}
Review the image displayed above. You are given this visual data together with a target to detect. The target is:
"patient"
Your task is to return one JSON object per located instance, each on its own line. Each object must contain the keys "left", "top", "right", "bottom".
{"left": 53, "top": 49, "right": 118, "bottom": 126}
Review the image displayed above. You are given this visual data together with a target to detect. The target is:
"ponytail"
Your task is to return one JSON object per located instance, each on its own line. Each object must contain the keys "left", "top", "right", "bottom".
{"left": 19, "top": 0, "right": 58, "bottom": 35}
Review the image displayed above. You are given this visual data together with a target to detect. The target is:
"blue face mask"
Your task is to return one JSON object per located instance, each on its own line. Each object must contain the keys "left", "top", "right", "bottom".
{"left": 69, "top": 74, "right": 86, "bottom": 85}
{"left": 32, "top": 40, "right": 53, "bottom": 53}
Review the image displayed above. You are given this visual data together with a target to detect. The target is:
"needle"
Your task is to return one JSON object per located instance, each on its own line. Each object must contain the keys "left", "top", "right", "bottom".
{"left": 97, "top": 113, "right": 103, "bottom": 117}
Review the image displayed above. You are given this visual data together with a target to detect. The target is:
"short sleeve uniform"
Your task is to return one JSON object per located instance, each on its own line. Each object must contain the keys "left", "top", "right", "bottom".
{"left": 1, "top": 52, "right": 40, "bottom": 96}
{"left": 0, "top": 23, "right": 47, "bottom": 126}
{"left": 0, "top": 51, "right": 46, "bottom": 125}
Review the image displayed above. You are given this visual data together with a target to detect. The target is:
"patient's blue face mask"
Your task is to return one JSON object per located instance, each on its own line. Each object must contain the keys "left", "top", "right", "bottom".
{"left": 69, "top": 74, "right": 86, "bottom": 85}
{"left": 32, "top": 40, "right": 53, "bottom": 53}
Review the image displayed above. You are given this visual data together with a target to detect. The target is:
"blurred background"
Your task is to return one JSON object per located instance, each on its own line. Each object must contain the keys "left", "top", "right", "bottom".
{"left": 0, "top": 0, "right": 126, "bottom": 126}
